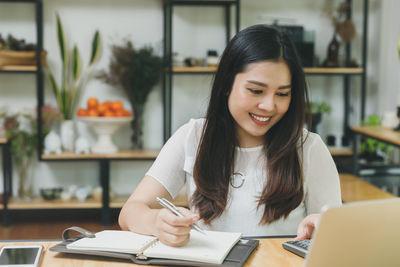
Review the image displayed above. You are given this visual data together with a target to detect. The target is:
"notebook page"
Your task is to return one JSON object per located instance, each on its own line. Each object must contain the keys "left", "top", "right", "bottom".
{"left": 67, "top": 230, "right": 157, "bottom": 254}
{"left": 143, "top": 230, "right": 242, "bottom": 264}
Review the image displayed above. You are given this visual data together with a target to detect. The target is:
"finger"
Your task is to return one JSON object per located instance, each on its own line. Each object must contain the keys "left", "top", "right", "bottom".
{"left": 159, "top": 208, "right": 194, "bottom": 226}
{"left": 158, "top": 231, "right": 190, "bottom": 247}
{"left": 295, "top": 224, "right": 314, "bottom": 241}
{"left": 294, "top": 232, "right": 308, "bottom": 241}
{"left": 159, "top": 219, "right": 192, "bottom": 237}
{"left": 177, "top": 207, "right": 199, "bottom": 222}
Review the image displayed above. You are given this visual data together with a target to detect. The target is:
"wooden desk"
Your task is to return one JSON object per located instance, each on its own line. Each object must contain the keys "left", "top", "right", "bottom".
{"left": 339, "top": 173, "right": 396, "bottom": 202}
{"left": 0, "top": 239, "right": 303, "bottom": 267}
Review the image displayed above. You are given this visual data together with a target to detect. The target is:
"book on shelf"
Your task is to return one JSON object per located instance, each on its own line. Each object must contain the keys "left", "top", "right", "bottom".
{"left": 50, "top": 226, "right": 259, "bottom": 267}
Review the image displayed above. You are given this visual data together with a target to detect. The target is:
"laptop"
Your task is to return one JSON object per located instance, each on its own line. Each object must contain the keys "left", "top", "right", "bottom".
{"left": 283, "top": 198, "right": 400, "bottom": 267}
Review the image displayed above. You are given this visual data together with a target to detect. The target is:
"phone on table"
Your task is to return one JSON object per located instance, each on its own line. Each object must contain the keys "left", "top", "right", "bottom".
{"left": 0, "top": 245, "right": 43, "bottom": 267}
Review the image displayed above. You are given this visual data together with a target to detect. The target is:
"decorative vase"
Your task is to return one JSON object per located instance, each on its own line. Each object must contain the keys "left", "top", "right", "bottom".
{"left": 131, "top": 111, "right": 143, "bottom": 150}
{"left": 60, "top": 120, "right": 75, "bottom": 152}
{"left": 16, "top": 157, "right": 34, "bottom": 200}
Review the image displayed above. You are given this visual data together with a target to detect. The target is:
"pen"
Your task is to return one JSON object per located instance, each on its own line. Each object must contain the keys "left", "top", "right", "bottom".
{"left": 156, "top": 197, "right": 206, "bottom": 235}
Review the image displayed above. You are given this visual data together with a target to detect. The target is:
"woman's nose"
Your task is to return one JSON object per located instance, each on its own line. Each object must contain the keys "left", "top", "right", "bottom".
{"left": 258, "top": 95, "right": 275, "bottom": 112}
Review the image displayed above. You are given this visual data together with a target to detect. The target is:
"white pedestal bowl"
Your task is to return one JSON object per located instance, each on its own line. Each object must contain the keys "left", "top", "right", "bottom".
{"left": 78, "top": 116, "right": 133, "bottom": 154}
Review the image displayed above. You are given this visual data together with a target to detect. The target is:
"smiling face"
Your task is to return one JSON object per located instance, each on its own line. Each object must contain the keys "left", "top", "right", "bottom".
{"left": 227, "top": 60, "right": 292, "bottom": 148}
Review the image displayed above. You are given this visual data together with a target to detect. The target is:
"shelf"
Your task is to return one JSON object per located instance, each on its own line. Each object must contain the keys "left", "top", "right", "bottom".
{"left": 7, "top": 196, "right": 102, "bottom": 210}
{"left": 172, "top": 0, "right": 238, "bottom": 5}
{"left": 0, "top": 137, "right": 7, "bottom": 144}
{"left": 0, "top": 0, "right": 37, "bottom": 3}
{"left": 41, "top": 149, "right": 159, "bottom": 160}
{"left": 110, "top": 194, "right": 189, "bottom": 209}
{"left": 0, "top": 66, "right": 38, "bottom": 74}
{"left": 303, "top": 67, "right": 364, "bottom": 75}
{"left": 172, "top": 66, "right": 217, "bottom": 73}
{"left": 329, "top": 146, "right": 353, "bottom": 157}
{"left": 172, "top": 66, "right": 364, "bottom": 75}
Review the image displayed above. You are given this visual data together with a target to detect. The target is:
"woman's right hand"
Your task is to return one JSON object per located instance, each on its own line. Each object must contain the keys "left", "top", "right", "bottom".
{"left": 154, "top": 207, "right": 199, "bottom": 247}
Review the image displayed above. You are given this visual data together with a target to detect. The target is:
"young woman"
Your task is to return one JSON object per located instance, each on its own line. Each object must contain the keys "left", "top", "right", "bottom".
{"left": 119, "top": 25, "right": 341, "bottom": 247}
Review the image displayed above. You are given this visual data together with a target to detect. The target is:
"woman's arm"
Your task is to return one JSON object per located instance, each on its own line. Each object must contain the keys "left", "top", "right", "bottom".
{"left": 294, "top": 133, "right": 342, "bottom": 240}
{"left": 304, "top": 134, "right": 342, "bottom": 214}
{"left": 119, "top": 175, "right": 199, "bottom": 247}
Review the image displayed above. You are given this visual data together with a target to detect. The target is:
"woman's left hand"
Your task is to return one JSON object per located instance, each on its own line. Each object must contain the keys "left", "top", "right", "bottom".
{"left": 294, "top": 213, "right": 321, "bottom": 240}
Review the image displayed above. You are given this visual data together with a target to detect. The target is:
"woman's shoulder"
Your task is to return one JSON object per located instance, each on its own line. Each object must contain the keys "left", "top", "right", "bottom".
{"left": 177, "top": 118, "right": 205, "bottom": 138}
{"left": 301, "top": 128, "right": 326, "bottom": 150}
{"left": 171, "top": 118, "right": 205, "bottom": 157}
{"left": 173, "top": 118, "right": 205, "bottom": 136}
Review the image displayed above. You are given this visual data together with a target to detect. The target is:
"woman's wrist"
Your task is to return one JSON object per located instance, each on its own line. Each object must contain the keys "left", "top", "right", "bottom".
{"left": 148, "top": 208, "right": 162, "bottom": 237}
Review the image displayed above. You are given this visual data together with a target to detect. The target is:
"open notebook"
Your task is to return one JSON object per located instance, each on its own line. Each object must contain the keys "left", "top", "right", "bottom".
{"left": 66, "top": 229, "right": 242, "bottom": 265}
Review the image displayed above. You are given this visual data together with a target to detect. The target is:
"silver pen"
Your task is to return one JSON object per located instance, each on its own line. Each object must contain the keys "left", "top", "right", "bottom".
{"left": 156, "top": 197, "right": 206, "bottom": 235}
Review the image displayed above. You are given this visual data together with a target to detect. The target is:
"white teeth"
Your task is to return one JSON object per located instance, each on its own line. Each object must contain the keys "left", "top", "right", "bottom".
{"left": 250, "top": 113, "right": 270, "bottom": 122}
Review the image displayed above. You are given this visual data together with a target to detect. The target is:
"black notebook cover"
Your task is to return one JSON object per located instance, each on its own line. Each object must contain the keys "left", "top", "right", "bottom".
{"left": 50, "top": 230, "right": 259, "bottom": 267}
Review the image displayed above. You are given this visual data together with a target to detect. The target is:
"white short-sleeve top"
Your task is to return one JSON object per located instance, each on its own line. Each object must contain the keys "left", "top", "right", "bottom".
{"left": 147, "top": 118, "right": 342, "bottom": 236}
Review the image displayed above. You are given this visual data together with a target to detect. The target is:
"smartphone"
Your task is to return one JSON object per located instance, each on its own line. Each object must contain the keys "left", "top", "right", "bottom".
{"left": 0, "top": 245, "right": 43, "bottom": 267}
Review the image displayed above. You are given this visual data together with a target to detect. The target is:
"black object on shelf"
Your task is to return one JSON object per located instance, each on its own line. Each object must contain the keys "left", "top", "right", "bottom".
{"left": 327, "top": 135, "right": 336, "bottom": 146}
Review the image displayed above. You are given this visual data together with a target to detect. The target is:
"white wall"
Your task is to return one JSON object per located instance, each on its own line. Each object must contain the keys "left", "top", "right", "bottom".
{"left": 0, "top": 0, "right": 398, "bottom": 196}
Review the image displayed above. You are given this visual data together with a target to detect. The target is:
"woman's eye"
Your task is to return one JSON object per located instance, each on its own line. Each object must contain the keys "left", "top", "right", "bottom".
{"left": 247, "top": 88, "right": 263, "bottom": 95}
{"left": 277, "top": 92, "right": 290, "bottom": 97}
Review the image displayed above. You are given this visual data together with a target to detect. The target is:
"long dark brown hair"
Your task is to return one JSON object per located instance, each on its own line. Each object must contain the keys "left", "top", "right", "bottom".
{"left": 192, "top": 25, "right": 310, "bottom": 225}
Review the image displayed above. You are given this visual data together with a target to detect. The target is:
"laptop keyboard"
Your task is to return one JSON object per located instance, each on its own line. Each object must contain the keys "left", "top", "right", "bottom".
{"left": 282, "top": 239, "right": 311, "bottom": 258}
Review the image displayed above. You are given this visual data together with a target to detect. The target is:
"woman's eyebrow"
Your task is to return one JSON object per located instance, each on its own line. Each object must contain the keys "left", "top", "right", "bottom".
{"left": 247, "top": 80, "right": 291, "bottom": 89}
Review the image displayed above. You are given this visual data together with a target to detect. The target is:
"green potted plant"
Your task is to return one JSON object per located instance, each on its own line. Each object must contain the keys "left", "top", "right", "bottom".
{"left": 47, "top": 13, "right": 101, "bottom": 151}
{"left": 306, "top": 101, "right": 332, "bottom": 133}
{"left": 360, "top": 114, "right": 393, "bottom": 162}
{"left": 96, "top": 40, "right": 163, "bottom": 149}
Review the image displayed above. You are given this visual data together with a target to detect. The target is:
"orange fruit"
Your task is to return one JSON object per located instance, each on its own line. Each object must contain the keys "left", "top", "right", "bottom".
{"left": 103, "top": 101, "right": 112, "bottom": 109}
{"left": 114, "top": 110, "right": 125, "bottom": 117}
{"left": 122, "top": 110, "right": 132, "bottom": 117}
{"left": 97, "top": 103, "right": 108, "bottom": 116}
{"left": 103, "top": 111, "right": 115, "bottom": 117}
{"left": 76, "top": 108, "right": 88, "bottom": 116}
{"left": 111, "top": 101, "right": 123, "bottom": 112}
{"left": 87, "top": 97, "right": 99, "bottom": 110}
{"left": 87, "top": 109, "right": 99, "bottom": 117}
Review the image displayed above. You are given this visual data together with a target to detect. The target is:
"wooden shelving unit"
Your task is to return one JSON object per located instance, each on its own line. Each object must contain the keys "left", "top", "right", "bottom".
{"left": 41, "top": 149, "right": 159, "bottom": 160}
{"left": 7, "top": 196, "right": 102, "bottom": 210}
{"left": 172, "top": 66, "right": 364, "bottom": 75}
{"left": 1, "top": 0, "right": 369, "bottom": 227}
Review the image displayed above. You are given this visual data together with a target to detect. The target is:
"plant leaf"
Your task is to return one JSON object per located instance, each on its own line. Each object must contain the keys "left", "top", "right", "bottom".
{"left": 89, "top": 30, "right": 101, "bottom": 65}
{"left": 56, "top": 13, "right": 67, "bottom": 71}
{"left": 61, "top": 89, "right": 69, "bottom": 120}
{"left": 72, "top": 45, "right": 82, "bottom": 81}
{"left": 398, "top": 33, "right": 400, "bottom": 60}
{"left": 48, "top": 71, "right": 64, "bottom": 116}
